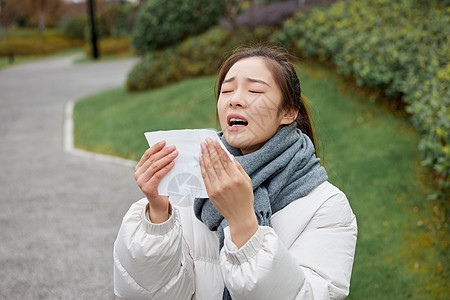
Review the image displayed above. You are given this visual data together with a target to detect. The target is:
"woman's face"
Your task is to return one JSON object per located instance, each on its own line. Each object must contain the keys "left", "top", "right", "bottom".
{"left": 217, "top": 57, "right": 296, "bottom": 154}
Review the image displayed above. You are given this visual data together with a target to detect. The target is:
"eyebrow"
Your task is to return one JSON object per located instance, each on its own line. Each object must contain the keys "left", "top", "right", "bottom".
{"left": 223, "top": 76, "right": 271, "bottom": 87}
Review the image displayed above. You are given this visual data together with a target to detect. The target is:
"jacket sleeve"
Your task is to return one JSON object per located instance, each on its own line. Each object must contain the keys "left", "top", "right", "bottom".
{"left": 219, "top": 192, "right": 357, "bottom": 300}
{"left": 113, "top": 198, "right": 195, "bottom": 299}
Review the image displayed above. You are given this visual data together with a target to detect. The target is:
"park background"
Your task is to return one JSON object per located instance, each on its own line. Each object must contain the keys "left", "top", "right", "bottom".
{"left": 0, "top": 0, "right": 448, "bottom": 298}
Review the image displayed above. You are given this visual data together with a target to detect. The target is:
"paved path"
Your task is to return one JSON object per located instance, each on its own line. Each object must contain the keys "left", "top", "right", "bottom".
{"left": 0, "top": 56, "right": 143, "bottom": 299}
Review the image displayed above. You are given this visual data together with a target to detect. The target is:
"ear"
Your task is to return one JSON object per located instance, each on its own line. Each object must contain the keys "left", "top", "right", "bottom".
{"left": 280, "top": 108, "right": 298, "bottom": 125}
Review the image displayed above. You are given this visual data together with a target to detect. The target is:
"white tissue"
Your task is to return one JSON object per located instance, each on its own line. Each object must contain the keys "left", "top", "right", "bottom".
{"left": 144, "top": 129, "right": 233, "bottom": 205}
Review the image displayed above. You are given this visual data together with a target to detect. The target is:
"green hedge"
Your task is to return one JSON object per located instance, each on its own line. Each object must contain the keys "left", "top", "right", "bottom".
{"left": 126, "top": 26, "right": 273, "bottom": 91}
{"left": 0, "top": 33, "right": 83, "bottom": 56}
{"left": 131, "top": 0, "right": 224, "bottom": 53}
{"left": 83, "top": 36, "right": 132, "bottom": 57}
{"left": 273, "top": 0, "right": 449, "bottom": 188}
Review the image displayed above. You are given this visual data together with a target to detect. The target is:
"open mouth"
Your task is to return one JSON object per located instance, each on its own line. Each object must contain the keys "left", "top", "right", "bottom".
{"left": 226, "top": 114, "right": 249, "bottom": 131}
{"left": 229, "top": 118, "right": 248, "bottom": 127}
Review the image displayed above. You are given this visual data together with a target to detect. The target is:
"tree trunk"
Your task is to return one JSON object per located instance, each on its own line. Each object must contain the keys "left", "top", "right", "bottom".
{"left": 87, "top": 0, "right": 99, "bottom": 59}
{"left": 38, "top": 11, "right": 46, "bottom": 34}
{"left": 37, "top": 0, "right": 46, "bottom": 37}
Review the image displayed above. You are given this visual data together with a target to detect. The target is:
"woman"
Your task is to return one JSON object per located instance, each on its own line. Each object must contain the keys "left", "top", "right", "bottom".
{"left": 114, "top": 47, "right": 357, "bottom": 299}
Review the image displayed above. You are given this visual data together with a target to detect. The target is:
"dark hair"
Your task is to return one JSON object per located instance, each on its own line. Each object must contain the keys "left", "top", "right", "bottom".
{"left": 216, "top": 46, "right": 320, "bottom": 155}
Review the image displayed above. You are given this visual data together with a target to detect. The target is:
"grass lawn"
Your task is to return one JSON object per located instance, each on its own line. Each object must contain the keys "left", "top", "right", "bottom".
{"left": 73, "top": 62, "right": 447, "bottom": 298}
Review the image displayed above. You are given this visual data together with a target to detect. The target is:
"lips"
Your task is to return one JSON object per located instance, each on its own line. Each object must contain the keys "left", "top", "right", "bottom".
{"left": 227, "top": 114, "right": 248, "bottom": 127}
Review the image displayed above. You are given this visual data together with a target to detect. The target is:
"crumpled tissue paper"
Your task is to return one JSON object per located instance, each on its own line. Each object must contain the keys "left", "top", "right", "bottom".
{"left": 144, "top": 129, "right": 233, "bottom": 206}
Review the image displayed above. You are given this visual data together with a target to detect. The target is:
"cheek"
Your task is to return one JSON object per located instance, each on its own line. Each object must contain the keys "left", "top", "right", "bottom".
{"left": 216, "top": 99, "right": 227, "bottom": 125}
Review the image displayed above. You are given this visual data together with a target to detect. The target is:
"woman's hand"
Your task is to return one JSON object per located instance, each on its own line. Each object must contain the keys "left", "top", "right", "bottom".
{"left": 135, "top": 140, "right": 178, "bottom": 223}
{"left": 199, "top": 138, "right": 258, "bottom": 248}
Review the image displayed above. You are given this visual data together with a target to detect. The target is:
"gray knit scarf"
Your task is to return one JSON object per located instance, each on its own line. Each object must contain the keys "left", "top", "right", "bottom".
{"left": 193, "top": 122, "right": 328, "bottom": 300}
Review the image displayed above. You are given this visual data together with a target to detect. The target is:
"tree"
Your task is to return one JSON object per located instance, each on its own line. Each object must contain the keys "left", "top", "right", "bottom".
{"left": 98, "top": 0, "right": 125, "bottom": 38}
{"left": 0, "top": 0, "right": 63, "bottom": 33}
{"left": 1, "top": 0, "right": 14, "bottom": 36}
{"left": 31, "top": 0, "right": 63, "bottom": 34}
{"left": 0, "top": 0, "right": 25, "bottom": 35}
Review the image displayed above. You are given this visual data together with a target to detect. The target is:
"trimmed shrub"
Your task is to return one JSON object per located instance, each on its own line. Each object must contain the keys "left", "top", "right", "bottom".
{"left": 126, "top": 26, "right": 273, "bottom": 91}
{"left": 0, "top": 33, "right": 83, "bottom": 56}
{"left": 273, "top": 0, "right": 449, "bottom": 187}
{"left": 131, "top": 0, "right": 225, "bottom": 53}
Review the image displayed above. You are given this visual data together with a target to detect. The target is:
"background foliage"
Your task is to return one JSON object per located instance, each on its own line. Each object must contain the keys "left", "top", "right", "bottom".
{"left": 59, "top": 14, "right": 87, "bottom": 41}
{"left": 126, "top": 26, "right": 272, "bottom": 91}
{"left": 0, "top": 29, "right": 82, "bottom": 56}
{"left": 0, "top": 0, "right": 138, "bottom": 59}
{"left": 131, "top": 0, "right": 225, "bottom": 53}
{"left": 273, "top": 0, "right": 450, "bottom": 190}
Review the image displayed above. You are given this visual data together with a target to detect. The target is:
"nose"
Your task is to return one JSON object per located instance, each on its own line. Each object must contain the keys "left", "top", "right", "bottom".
{"left": 228, "top": 89, "right": 247, "bottom": 108}
{"left": 229, "top": 98, "right": 244, "bottom": 108}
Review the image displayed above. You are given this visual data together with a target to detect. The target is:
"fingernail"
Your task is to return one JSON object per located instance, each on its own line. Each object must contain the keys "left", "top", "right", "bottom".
{"left": 206, "top": 137, "right": 212, "bottom": 144}
{"left": 156, "top": 140, "right": 165, "bottom": 147}
{"left": 171, "top": 150, "right": 178, "bottom": 157}
{"left": 200, "top": 142, "right": 206, "bottom": 150}
{"left": 167, "top": 145, "right": 176, "bottom": 152}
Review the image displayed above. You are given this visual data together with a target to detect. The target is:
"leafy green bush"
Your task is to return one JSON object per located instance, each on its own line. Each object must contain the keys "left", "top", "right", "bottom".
{"left": 273, "top": 0, "right": 449, "bottom": 188}
{"left": 59, "top": 14, "right": 87, "bottom": 41}
{"left": 98, "top": 3, "right": 138, "bottom": 38}
{"left": 126, "top": 26, "right": 273, "bottom": 92}
{"left": 59, "top": 13, "right": 111, "bottom": 42}
{"left": 131, "top": 0, "right": 224, "bottom": 53}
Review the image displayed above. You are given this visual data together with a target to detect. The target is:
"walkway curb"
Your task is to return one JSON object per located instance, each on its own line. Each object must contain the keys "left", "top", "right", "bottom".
{"left": 64, "top": 99, "right": 137, "bottom": 168}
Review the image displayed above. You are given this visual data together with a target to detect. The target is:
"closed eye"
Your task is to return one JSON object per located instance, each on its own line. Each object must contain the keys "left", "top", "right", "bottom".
{"left": 250, "top": 90, "right": 264, "bottom": 94}
{"left": 221, "top": 90, "right": 233, "bottom": 94}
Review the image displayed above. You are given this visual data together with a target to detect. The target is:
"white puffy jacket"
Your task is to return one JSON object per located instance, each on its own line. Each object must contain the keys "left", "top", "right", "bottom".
{"left": 113, "top": 181, "right": 357, "bottom": 299}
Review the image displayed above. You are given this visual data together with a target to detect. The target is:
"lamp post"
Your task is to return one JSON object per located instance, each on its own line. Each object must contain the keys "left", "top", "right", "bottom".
{"left": 87, "top": 0, "right": 99, "bottom": 59}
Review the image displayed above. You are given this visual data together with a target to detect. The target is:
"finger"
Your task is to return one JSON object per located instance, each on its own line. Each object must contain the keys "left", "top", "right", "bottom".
{"left": 146, "top": 160, "right": 175, "bottom": 190}
{"left": 136, "top": 148, "right": 178, "bottom": 186}
{"left": 136, "top": 140, "right": 166, "bottom": 170}
{"left": 136, "top": 145, "right": 176, "bottom": 175}
{"left": 199, "top": 155, "right": 212, "bottom": 189}
{"left": 141, "top": 148, "right": 178, "bottom": 183}
{"left": 143, "top": 160, "right": 176, "bottom": 200}
{"left": 213, "top": 140, "right": 234, "bottom": 174}
{"left": 205, "top": 138, "right": 226, "bottom": 176}
{"left": 233, "top": 158, "right": 249, "bottom": 178}
{"left": 200, "top": 141, "right": 218, "bottom": 182}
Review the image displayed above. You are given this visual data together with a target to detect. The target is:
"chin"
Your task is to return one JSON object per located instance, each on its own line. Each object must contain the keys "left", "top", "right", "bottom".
{"left": 223, "top": 130, "right": 246, "bottom": 148}
{"left": 224, "top": 131, "right": 259, "bottom": 152}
